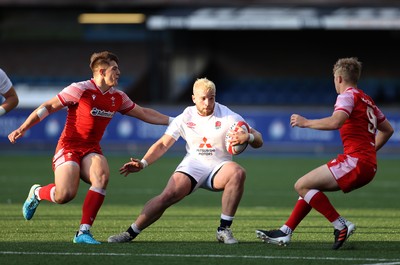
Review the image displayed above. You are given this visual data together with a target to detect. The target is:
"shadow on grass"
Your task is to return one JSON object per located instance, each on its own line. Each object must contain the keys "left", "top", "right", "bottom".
{"left": 1, "top": 240, "right": 400, "bottom": 253}
{"left": 1, "top": 241, "right": 400, "bottom": 265}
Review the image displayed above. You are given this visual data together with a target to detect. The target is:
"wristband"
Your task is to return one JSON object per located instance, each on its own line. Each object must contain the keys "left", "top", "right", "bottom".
{"left": 168, "top": 116, "right": 174, "bottom": 125}
{"left": 140, "top": 159, "right": 148, "bottom": 168}
{"left": 0, "top": 106, "right": 5, "bottom": 116}
{"left": 37, "top": 106, "right": 49, "bottom": 121}
{"left": 248, "top": 133, "right": 255, "bottom": 143}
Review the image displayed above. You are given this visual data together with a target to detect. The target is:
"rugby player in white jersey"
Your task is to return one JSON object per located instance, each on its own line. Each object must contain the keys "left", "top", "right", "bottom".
{"left": 108, "top": 77, "right": 263, "bottom": 244}
{"left": 0, "top": 68, "right": 19, "bottom": 116}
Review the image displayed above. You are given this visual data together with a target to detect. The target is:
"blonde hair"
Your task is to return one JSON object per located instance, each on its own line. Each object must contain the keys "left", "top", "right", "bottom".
{"left": 193, "top": 78, "right": 216, "bottom": 94}
{"left": 333, "top": 57, "right": 362, "bottom": 84}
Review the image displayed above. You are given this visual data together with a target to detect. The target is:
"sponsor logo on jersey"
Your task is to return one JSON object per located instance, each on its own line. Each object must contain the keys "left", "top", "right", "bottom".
{"left": 186, "top": 121, "right": 196, "bottom": 129}
{"left": 199, "top": 137, "right": 212, "bottom": 148}
{"left": 90, "top": 107, "right": 115, "bottom": 118}
{"left": 197, "top": 137, "right": 216, "bottom": 156}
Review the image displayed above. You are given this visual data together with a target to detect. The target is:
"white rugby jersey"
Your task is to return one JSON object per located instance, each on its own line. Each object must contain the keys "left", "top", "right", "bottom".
{"left": 166, "top": 102, "right": 247, "bottom": 167}
{"left": 0, "top": 68, "right": 13, "bottom": 94}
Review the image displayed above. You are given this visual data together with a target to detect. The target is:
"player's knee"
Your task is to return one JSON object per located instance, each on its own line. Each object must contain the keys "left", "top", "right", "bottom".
{"left": 294, "top": 179, "right": 306, "bottom": 194}
{"left": 237, "top": 165, "right": 247, "bottom": 177}
{"left": 232, "top": 165, "right": 246, "bottom": 184}
{"left": 98, "top": 173, "right": 109, "bottom": 187}
{"left": 54, "top": 190, "right": 76, "bottom": 204}
{"left": 91, "top": 171, "right": 109, "bottom": 188}
{"left": 159, "top": 191, "right": 184, "bottom": 206}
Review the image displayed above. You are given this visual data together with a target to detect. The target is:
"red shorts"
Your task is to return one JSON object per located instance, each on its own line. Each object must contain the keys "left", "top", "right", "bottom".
{"left": 52, "top": 142, "right": 103, "bottom": 171}
{"left": 327, "top": 154, "right": 377, "bottom": 193}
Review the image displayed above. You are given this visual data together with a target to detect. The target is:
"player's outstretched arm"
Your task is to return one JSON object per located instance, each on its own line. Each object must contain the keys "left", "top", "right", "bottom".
{"left": 8, "top": 96, "right": 63, "bottom": 143}
{"left": 290, "top": 112, "right": 347, "bottom": 130}
{"left": 119, "top": 158, "right": 143, "bottom": 176}
{"left": 126, "top": 104, "right": 172, "bottom": 126}
{"left": 119, "top": 134, "right": 176, "bottom": 177}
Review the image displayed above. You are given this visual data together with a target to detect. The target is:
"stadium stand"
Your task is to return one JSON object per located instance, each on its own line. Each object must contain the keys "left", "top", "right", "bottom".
{"left": 1, "top": 3, "right": 400, "bottom": 107}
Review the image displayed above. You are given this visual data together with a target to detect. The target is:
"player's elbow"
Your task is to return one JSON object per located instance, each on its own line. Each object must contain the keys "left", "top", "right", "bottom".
{"left": 383, "top": 127, "right": 394, "bottom": 140}
{"left": 330, "top": 120, "right": 344, "bottom": 130}
{"left": 7, "top": 95, "right": 19, "bottom": 110}
{"left": 251, "top": 138, "right": 263, "bottom": 149}
{"left": 385, "top": 122, "right": 395, "bottom": 137}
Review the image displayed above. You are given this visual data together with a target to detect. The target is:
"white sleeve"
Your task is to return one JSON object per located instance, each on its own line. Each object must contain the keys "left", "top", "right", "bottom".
{"left": 0, "top": 69, "right": 13, "bottom": 94}
{"left": 165, "top": 113, "right": 183, "bottom": 141}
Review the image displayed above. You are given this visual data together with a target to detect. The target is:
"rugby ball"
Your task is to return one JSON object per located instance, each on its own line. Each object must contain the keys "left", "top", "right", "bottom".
{"left": 225, "top": 121, "right": 250, "bottom": 155}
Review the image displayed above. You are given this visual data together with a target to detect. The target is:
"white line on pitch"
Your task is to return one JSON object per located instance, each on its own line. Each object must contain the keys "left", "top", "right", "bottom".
{"left": 358, "top": 262, "right": 400, "bottom": 265}
{"left": 1, "top": 251, "right": 400, "bottom": 263}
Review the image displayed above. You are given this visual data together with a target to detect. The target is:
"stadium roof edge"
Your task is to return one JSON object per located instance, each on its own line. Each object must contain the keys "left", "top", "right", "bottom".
{"left": 0, "top": 0, "right": 399, "bottom": 8}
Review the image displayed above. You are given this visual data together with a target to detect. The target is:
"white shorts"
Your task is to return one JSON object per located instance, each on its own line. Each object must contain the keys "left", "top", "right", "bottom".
{"left": 175, "top": 155, "right": 229, "bottom": 192}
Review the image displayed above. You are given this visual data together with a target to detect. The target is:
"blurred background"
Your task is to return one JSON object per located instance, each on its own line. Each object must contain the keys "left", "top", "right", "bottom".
{"left": 0, "top": 0, "right": 399, "bottom": 156}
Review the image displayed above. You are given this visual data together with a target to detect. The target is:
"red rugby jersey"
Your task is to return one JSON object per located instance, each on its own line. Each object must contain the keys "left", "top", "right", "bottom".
{"left": 57, "top": 79, "right": 135, "bottom": 145}
{"left": 334, "top": 87, "right": 386, "bottom": 163}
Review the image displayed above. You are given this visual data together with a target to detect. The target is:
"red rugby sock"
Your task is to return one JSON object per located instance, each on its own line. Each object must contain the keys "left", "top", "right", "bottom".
{"left": 308, "top": 191, "right": 340, "bottom": 222}
{"left": 80, "top": 188, "right": 105, "bottom": 226}
{"left": 285, "top": 198, "right": 312, "bottom": 230}
{"left": 38, "top": 183, "right": 56, "bottom": 202}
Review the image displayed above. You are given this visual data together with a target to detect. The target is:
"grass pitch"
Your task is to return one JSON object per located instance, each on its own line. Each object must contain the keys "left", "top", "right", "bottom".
{"left": 0, "top": 154, "right": 399, "bottom": 265}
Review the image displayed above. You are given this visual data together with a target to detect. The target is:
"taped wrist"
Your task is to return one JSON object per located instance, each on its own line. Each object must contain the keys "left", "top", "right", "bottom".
{"left": 0, "top": 106, "right": 6, "bottom": 116}
{"left": 37, "top": 106, "right": 49, "bottom": 121}
{"left": 248, "top": 133, "right": 255, "bottom": 143}
{"left": 140, "top": 159, "right": 148, "bottom": 168}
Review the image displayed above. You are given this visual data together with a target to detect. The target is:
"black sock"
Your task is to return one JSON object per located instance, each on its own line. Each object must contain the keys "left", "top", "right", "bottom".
{"left": 126, "top": 226, "right": 139, "bottom": 239}
{"left": 219, "top": 219, "right": 233, "bottom": 230}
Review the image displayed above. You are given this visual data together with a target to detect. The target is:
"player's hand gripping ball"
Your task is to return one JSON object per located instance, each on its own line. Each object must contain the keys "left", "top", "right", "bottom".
{"left": 225, "top": 121, "right": 250, "bottom": 155}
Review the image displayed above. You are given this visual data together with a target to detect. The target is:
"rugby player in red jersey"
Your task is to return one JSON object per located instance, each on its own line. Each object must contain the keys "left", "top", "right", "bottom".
{"left": 256, "top": 57, "right": 394, "bottom": 250}
{"left": 8, "top": 51, "right": 173, "bottom": 244}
